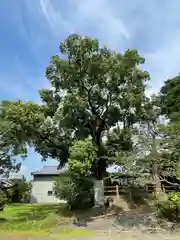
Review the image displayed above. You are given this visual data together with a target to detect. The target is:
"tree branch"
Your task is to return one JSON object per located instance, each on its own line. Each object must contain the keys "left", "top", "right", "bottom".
{"left": 160, "top": 176, "right": 180, "bottom": 186}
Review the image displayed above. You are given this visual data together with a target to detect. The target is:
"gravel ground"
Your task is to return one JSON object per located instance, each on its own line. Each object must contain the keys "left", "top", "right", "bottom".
{"left": 73, "top": 232, "right": 180, "bottom": 240}
{"left": 84, "top": 209, "right": 180, "bottom": 240}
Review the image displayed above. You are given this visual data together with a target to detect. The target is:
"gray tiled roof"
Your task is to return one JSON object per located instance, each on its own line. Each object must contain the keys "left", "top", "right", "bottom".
{"left": 31, "top": 165, "right": 67, "bottom": 175}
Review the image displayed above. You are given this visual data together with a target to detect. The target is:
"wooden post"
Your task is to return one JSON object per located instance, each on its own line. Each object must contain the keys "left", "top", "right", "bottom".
{"left": 162, "top": 184, "right": 165, "bottom": 192}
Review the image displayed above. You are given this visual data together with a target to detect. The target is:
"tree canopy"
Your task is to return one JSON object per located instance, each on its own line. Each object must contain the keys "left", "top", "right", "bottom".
{"left": 0, "top": 34, "right": 150, "bottom": 179}
{"left": 40, "top": 34, "right": 150, "bottom": 178}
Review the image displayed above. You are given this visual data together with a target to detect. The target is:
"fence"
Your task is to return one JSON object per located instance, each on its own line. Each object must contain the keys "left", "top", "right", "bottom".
{"left": 104, "top": 185, "right": 180, "bottom": 197}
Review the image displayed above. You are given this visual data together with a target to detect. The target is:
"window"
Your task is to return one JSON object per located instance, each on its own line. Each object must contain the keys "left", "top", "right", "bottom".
{"left": 47, "top": 191, "right": 53, "bottom": 196}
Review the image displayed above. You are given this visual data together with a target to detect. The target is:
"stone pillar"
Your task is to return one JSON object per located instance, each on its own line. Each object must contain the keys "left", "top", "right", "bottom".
{"left": 94, "top": 180, "right": 104, "bottom": 206}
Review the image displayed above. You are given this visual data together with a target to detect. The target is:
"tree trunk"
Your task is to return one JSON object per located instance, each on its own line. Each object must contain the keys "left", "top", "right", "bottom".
{"left": 152, "top": 163, "right": 162, "bottom": 194}
{"left": 151, "top": 133, "right": 162, "bottom": 195}
{"left": 150, "top": 134, "right": 168, "bottom": 202}
{"left": 91, "top": 117, "right": 106, "bottom": 206}
{"left": 152, "top": 163, "right": 168, "bottom": 202}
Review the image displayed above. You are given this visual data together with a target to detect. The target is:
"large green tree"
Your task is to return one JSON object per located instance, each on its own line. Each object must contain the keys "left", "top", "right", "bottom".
{"left": 40, "top": 34, "right": 149, "bottom": 179}
{"left": 0, "top": 34, "right": 149, "bottom": 181}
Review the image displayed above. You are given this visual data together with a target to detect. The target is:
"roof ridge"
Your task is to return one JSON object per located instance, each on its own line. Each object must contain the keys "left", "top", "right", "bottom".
{"left": 31, "top": 165, "right": 65, "bottom": 176}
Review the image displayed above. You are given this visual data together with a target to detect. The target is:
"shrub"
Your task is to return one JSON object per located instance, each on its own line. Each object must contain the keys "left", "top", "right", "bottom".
{"left": 53, "top": 173, "right": 94, "bottom": 210}
{"left": 157, "top": 192, "right": 180, "bottom": 222}
{"left": 169, "top": 191, "right": 180, "bottom": 205}
{"left": 8, "top": 177, "right": 32, "bottom": 203}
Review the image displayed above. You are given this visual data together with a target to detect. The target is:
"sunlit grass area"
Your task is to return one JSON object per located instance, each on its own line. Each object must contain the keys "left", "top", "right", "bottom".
{"left": 0, "top": 203, "right": 94, "bottom": 238}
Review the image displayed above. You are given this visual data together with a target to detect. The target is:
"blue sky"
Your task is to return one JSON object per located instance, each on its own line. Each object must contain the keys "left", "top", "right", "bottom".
{"left": 1, "top": 0, "right": 180, "bottom": 179}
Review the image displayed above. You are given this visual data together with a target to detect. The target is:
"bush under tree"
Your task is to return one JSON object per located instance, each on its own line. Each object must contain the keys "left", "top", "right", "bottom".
{"left": 53, "top": 173, "right": 94, "bottom": 210}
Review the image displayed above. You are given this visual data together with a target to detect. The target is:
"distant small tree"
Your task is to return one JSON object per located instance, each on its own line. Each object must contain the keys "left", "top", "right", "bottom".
{"left": 16, "top": 177, "right": 32, "bottom": 203}
{"left": 8, "top": 177, "right": 32, "bottom": 203}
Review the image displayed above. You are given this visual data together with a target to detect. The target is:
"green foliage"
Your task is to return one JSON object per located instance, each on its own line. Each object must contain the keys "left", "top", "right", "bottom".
{"left": 0, "top": 101, "right": 44, "bottom": 175}
{"left": 0, "top": 189, "right": 7, "bottom": 207}
{"left": 0, "top": 100, "right": 71, "bottom": 166}
{"left": 157, "top": 192, "right": 180, "bottom": 222}
{"left": 159, "top": 75, "right": 180, "bottom": 120}
{"left": 106, "top": 127, "right": 133, "bottom": 161}
{"left": 10, "top": 177, "right": 32, "bottom": 203}
{"left": 33, "top": 116, "right": 72, "bottom": 164}
{"left": 0, "top": 177, "right": 31, "bottom": 207}
{"left": 157, "top": 201, "right": 179, "bottom": 222}
{"left": 160, "top": 122, "right": 180, "bottom": 181}
{"left": 112, "top": 96, "right": 180, "bottom": 194}
{"left": 68, "top": 136, "right": 97, "bottom": 176}
{"left": 53, "top": 173, "right": 94, "bottom": 209}
{"left": 0, "top": 100, "right": 44, "bottom": 144}
{"left": 169, "top": 192, "right": 180, "bottom": 205}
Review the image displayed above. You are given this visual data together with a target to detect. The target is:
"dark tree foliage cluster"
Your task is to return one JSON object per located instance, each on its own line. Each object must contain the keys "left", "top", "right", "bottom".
{"left": 0, "top": 177, "right": 31, "bottom": 208}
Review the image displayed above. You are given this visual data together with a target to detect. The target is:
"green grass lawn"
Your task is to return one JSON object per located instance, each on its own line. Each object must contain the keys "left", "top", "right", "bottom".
{"left": 0, "top": 203, "right": 94, "bottom": 238}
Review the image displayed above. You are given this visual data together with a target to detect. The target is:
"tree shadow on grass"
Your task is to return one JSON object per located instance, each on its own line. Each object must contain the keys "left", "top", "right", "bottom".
{"left": 51, "top": 204, "right": 113, "bottom": 227}
{"left": 0, "top": 217, "right": 7, "bottom": 222}
{"left": 119, "top": 187, "right": 154, "bottom": 212}
{"left": 8, "top": 203, "right": 110, "bottom": 228}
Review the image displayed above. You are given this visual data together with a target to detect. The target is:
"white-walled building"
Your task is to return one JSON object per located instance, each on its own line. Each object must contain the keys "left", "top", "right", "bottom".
{"left": 30, "top": 166, "right": 66, "bottom": 204}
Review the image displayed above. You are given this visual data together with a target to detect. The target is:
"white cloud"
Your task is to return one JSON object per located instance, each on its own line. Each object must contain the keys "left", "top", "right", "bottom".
{"left": 40, "top": 0, "right": 73, "bottom": 35}
{"left": 40, "top": 0, "right": 129, "bottom": 50}
{"left": 144, "top": 30, "right": 180, "bottom": 93}
{"left": 38, "top": 0, "right": 180, "bottom": 94}
{"left": 2, "top": 0, "right": 180, "bottom": 100}
{"left": 72, "top": 0, "right": 130, "bottom": 49}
